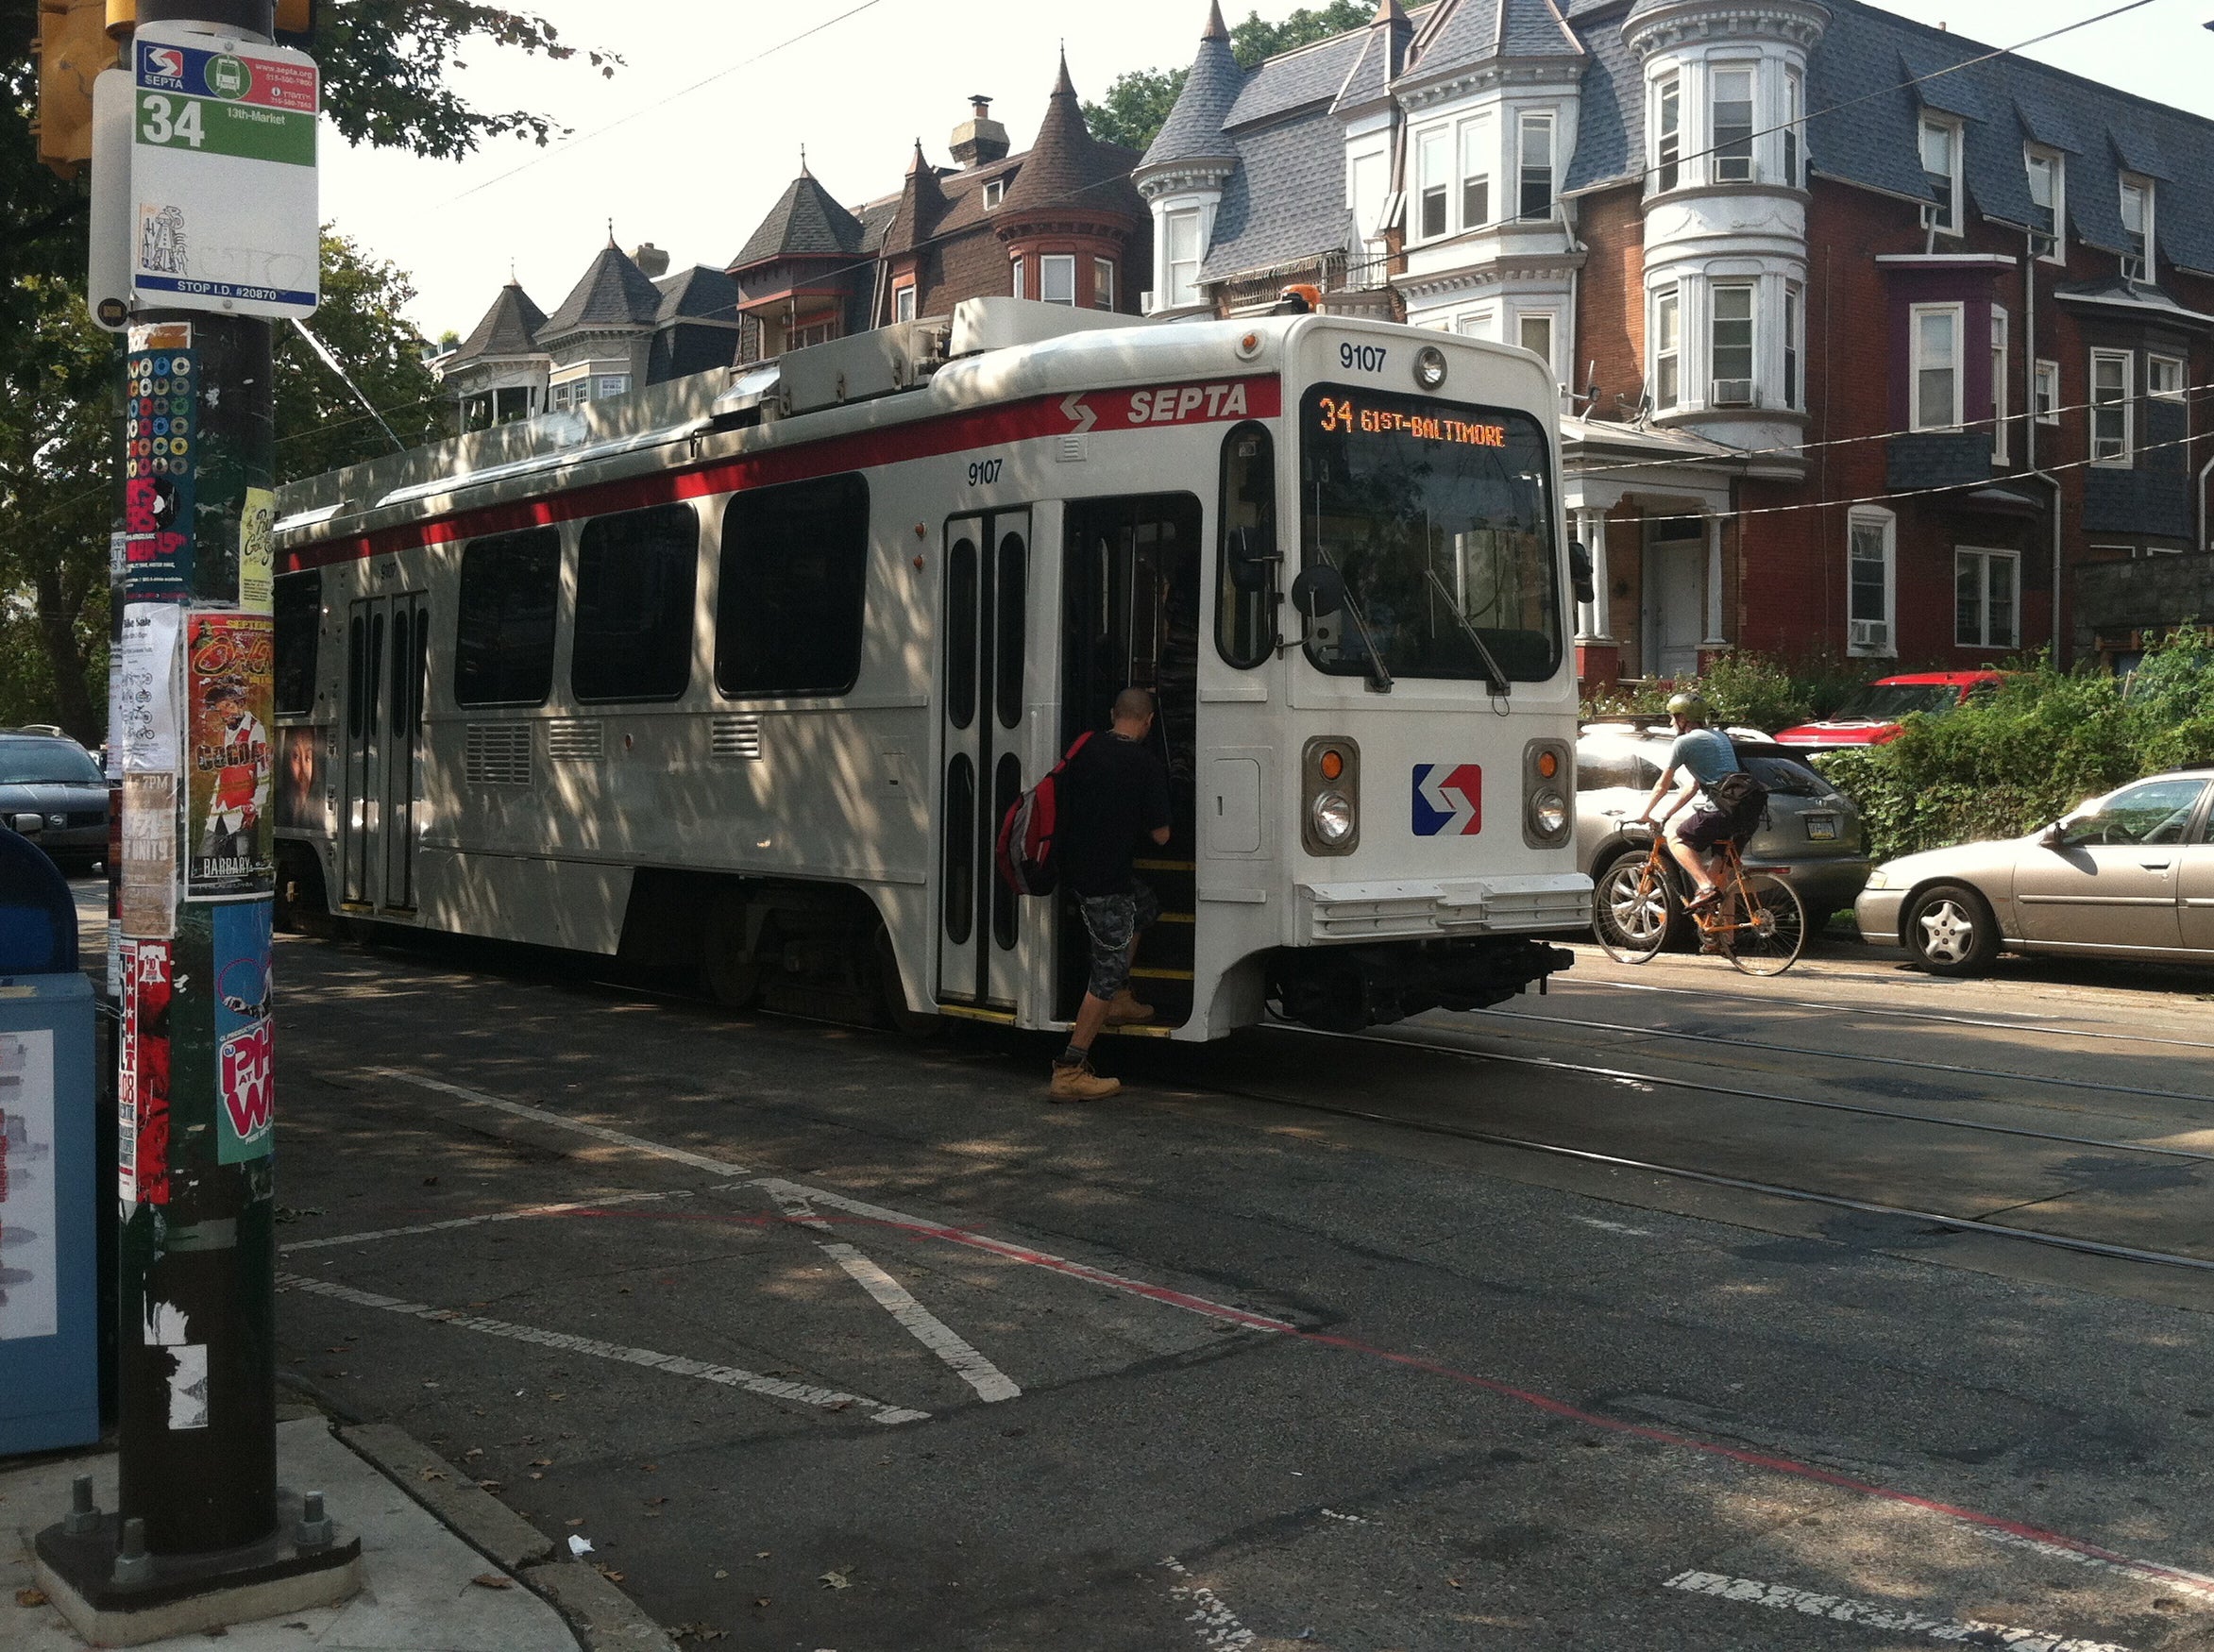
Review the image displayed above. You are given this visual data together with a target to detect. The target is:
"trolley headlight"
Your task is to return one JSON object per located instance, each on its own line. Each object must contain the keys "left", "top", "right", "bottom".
{"left": 1530, "top": 788, "right": 1568, "bottom": 836}
{"left": 1521, "top": 737, "right": 1575, "bottom": 848}
{"left": 1311, "top": 790, "right": 1356, "bottom": 846}
{"left": 1413, "top": 344, "right": 1448, "bottom": 391}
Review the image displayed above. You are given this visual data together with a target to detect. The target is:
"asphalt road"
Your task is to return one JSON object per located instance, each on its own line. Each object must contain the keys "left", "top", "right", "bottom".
{"left": 81, "top": 884, "right": 2214, "bottom": 1651}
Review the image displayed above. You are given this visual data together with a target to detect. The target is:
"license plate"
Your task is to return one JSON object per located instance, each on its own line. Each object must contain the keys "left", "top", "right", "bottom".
{"left": 1804, "top": 816, "right": 1837, "bottom": 841}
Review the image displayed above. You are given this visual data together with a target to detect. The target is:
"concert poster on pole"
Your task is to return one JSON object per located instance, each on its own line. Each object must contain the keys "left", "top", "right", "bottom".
{"left": 183, "top": 610, "right": 276, "bottom": 900}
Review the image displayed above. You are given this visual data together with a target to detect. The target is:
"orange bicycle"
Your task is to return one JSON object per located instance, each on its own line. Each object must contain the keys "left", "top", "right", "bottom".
{"left": 1593, "top": 824, "right": 1807, "bottom": 975}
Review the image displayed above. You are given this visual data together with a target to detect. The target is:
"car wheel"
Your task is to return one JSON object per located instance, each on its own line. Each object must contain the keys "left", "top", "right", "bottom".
{"left": 1904, "top": 883, "right": 2000, "bottom": 976}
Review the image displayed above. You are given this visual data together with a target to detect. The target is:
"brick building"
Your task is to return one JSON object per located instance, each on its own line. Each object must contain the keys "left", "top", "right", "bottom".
{"left": 729, "top": 58, "right": 1154, "bottom": 363}
{"left": 1141, "top": 0, "right": 2214, "bottom": 677}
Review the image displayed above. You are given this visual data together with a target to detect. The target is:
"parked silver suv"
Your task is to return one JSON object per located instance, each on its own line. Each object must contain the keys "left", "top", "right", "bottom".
{"left": 1576, "top": 722, "right": 1872, "bottom": 933}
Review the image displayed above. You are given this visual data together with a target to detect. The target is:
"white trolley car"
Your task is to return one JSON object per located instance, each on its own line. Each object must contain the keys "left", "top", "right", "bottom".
{"left": 271, "top": 301, "right": 1591, "bottom": 1037}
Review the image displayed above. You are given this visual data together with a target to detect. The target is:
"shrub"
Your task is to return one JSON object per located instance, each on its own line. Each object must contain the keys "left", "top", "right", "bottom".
{"left": 1580, "top": 649, "right": 1914, "bottom": 730}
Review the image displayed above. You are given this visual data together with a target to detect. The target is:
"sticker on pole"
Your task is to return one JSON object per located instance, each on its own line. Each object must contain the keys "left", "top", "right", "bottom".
{"left": 130, "top": 24, "right": 319, "bottom": 318}
{"left": 184, "top": 611, "right": 276, "bottom": 901}
{"left": 213, "top": 901, "right": 275, "bottom": 1164}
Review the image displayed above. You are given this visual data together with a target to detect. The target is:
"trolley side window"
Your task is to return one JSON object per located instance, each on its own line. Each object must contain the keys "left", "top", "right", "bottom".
{"left": 454, "top": 527, "right": 562, "bottom": 707}
{"left": 715, "top": 473, "right": 870, "bottom": 698}
{"left": 273, "top": 569, "right": 322, "bottom": 716}
{"left": 573, "top": 502, "right": 699, "bottom": 702}
{"left": 1217, "top": 421, "right": 1278, "bottom": 668}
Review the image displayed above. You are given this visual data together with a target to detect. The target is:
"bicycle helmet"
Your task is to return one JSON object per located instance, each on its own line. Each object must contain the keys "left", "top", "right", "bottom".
{"left": 1665, "top": 690, "right": 1710, "bottom": 723}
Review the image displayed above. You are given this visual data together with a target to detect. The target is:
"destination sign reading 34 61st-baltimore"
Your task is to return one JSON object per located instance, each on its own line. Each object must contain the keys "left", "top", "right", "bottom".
{"left": 130, "top": 23, "right": 320, "bottom": 319}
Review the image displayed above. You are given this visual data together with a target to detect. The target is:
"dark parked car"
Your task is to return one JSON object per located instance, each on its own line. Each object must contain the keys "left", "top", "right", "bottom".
{"left": 0, "top": 729, "right": 109, "bottom": 876}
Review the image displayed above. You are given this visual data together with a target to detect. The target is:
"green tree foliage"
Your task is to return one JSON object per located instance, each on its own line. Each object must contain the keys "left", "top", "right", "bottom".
{"left": 1084, "top": 1, "right": 1372, "bottom": 150}
{"left": 0, "top": 2, "right": 614, "bottom": 735}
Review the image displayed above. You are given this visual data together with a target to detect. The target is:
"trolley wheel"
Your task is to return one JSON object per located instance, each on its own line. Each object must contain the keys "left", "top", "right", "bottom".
{"left": 701, "top": 907, "right": 766, "bottom": 1009}
{"left": 1724, "top": 873, "right": 1807, "bottom": 976}
{"left": 874, "top": 923, "right": 942, "bottom": 1037}
{"left": 1904, "top": 882, "right": 2000, "bottom": 977}
{"left": 1594, "top": 850, "right": 1674, "bottom": 964}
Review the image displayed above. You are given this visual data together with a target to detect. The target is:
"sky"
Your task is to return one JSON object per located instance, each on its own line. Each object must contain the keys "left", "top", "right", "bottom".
{"left": 317, "top": 0, "right": 2214, "bottom": 342}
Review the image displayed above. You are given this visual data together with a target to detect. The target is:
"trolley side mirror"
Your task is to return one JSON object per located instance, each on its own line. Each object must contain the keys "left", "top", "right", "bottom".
{"left": 1225, "top": 525, "right": 1278, "bottom": 594}
{"left": 1290, "top": 565, "right": 1344, "bottom": 620}
{"left": 1569, "top": 540, "right": 1597, "bottom": 606}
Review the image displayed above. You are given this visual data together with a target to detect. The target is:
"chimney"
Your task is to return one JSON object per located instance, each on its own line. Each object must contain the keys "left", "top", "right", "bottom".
{"left": 631, "top": 242, "right": 671, "bottom": 278}
{"left": 951, "top": 94, "right": 1010, "bottom": 169}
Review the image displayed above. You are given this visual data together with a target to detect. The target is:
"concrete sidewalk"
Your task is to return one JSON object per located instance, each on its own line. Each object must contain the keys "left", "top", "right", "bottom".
{"left": 3, "top": 1411, "right": 662, "bottom": 1651}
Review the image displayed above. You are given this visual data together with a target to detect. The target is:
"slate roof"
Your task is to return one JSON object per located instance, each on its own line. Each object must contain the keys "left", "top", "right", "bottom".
{"left": 1408, "top": 0, "right": 1580, "bottom": 80}
{"left": 451, "top": 281, "right": 546, "bottom": 363}
{"left": 1000, "top": 57, "right": 1145, "bottom": 222}
{"left": 652, "top": 265, "right": 738, "bottom": 326}
{"left": 1224, "top": 30, "right": 1370, "bottom": 129}
{"left": 539, "top": 243, "right": 664, "bottom": 340}
{"left": 1199, "top": 105, "right": 1360, "bottom": 281}
{"left": 1561, "top": 4, "right": 1638, "bottom": 193}
{"left": 730, "top": 170, "right": 870, "bottom": 269}
{"left": 1333, "top": 5, "right": 1415, "bottom": 115}
{"left": 1143, "top": 3, "right": 1247, "bottom": 168}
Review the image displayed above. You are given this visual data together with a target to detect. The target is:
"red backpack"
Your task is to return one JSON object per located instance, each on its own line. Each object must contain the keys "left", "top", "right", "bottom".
{"left": 995, "top": 733, "right": 1091, "bottom": 897}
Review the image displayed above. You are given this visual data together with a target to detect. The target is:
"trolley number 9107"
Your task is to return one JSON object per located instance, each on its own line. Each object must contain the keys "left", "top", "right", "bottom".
{"left": 1339, "top": 343, "right": 1389, "bottom": 373}
{"left": 966, "top": 458, "right": 1005, "bottom": 487}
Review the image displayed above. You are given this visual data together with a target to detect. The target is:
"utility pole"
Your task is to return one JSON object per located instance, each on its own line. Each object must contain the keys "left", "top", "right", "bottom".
{"left": 35, "top": 0, "right": 359, "bottom": 1634}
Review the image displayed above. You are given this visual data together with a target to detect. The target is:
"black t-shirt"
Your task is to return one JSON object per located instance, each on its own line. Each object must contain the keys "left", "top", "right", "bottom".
{"left": 1057, "top": 732, "right": 1172, "bottom": 898}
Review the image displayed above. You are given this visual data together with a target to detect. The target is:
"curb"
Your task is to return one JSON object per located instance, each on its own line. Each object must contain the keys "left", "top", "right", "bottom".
{"left": 337, "top": 1423, "right": 676, "bottom": 1652}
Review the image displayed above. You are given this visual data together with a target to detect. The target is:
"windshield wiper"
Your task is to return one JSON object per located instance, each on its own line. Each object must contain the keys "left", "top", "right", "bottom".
{"left": 1424, "top": 568, "right": 1512, "bottom": 700}
{"left": 1313, "top": 545, "right": 1394, "bottom": 693}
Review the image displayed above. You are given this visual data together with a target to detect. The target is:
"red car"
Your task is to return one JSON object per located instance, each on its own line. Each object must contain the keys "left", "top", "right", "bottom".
{"left": 1772, "top": 671, "right": 2008, "bottom": 753}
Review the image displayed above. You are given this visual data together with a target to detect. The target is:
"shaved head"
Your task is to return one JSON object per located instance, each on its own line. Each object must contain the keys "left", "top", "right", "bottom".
{"left": 1112, "top": 687, "right": 1156, "bottom": 725}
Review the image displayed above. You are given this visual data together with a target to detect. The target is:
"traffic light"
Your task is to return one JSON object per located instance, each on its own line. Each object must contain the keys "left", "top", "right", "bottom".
{"left": 276, "top": 0, "right": 314, "bottom": 47}
{"left": 31, "top": 0, "right": 115, "bottom": 180}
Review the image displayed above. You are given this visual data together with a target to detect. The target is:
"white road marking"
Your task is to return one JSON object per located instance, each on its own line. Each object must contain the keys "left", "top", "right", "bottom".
{"left": 1664, "top": 1570, "right": 2134, "bottom": 1650}
{"left": 278, "top": 1273, "right": 929, "bottom": 1425}
{"left": 766, "top": 1188, "right": 1020, "bottom": 1403}
{"left": 1970, "top": 1526, "right": 2214, "bottom": 1610}
{"left": 1161, "top": 1557, "right": 1256, "bottom": 1649}
{"left": 1572, "top": 1217, "right": 1654, "bottom": 1237}
{"left": 362, "top": 1068, "right": 753, "bottom": 1176}
{"left": 281, "top": 1188, "right": 700, "bottom": 1253}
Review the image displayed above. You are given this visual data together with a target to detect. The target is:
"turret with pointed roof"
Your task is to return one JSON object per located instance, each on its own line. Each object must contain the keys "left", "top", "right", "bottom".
{"left": 1141, "top": 1, "right": 1247, "bottom": 175}
{"left": 450, "top": 279, "right": 547, "bottom": 365}
{"left": 730, "top": 164, "right": 870, "bottom": 270}
{"left": 537, "top": 239, "right": 665, "bottom": 346}
{"left": 997, "top": 54, "right": 1144, "bottom": 225}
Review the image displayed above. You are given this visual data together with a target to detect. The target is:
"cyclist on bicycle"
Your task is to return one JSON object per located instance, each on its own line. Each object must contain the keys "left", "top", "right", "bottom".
{"left": 1631, "top": 691, "right": 1765, "bottom": 917}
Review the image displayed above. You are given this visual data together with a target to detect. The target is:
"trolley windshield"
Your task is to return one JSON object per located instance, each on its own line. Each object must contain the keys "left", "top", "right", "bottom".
{"left": 1299, "top": 385, "right": 1563, "bottom": 683}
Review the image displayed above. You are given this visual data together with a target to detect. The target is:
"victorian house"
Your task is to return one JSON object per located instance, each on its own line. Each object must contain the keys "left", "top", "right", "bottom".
{"left": 1141, "top": 0, "right": 2214, "bottom": 675}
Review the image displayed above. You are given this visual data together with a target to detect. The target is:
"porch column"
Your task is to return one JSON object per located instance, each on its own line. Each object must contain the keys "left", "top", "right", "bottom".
{"left": 1701, "top": 513, "right": 1727, "bottom": 649}
{"left": 1585, "top": 510, "right": 1613, "bottom": 641}
{"left": 1574, "top": 509, "right": 1599, "bottom": 639}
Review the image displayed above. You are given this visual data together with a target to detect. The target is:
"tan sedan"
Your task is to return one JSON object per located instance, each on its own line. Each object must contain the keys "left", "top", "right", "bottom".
{"left": 1855, "top": 767, "right": 2214, "bottom": 974}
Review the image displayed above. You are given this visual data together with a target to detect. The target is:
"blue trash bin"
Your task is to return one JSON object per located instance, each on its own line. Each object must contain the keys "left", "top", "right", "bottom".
{"left": 0, "top": 826, "right": 100, "bottom": 1452}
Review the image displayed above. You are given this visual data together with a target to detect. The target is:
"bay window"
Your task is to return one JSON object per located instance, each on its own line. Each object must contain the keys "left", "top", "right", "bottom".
{"left": 1783, "top": 69, "right": 1803, "bottom": 187}
{"left": 1919, "top": 116, "right": 1960, "bottom": 235}
{"left": 1652, "top": 75, "right": 1681, "bottom": 194}
{"left": 1519, "top": 313, "right": 1556, "bottom": 381}
{"left": 1653, "top": 286, "right": 1681, "bottom": 410}
{"left": 1094, "top": 257, "right": 1115, "bottom": 312}
{"left": 1011, "top": 256, "right": 1025, "bottom": 300}
{"left": 1517, "top": 112, "right": 1555, "bottom": 220}
{"left": 1040, "top": 254, "right": 1076, "bottom": 307}
{"left": 2150, "top": 353, "right": 2184, "bottom": 400}
{"left": 1419, "top": 126, "right": 1450, "bottom": 240}
{"left": 1165, "top": 209, "right": 1202, "bottom": 309}
{"left": 1460, "top": 114, "right": 1493, "bottom": 228}
{"left": 1712, "top": 67, "right": 1755, "bottom": 182}
{"left": 1783, "top": 284, "right": 1801, "bottom": 410}
{"left": 1710, "top": 283, "right": 1754, "bottom": 402}
{"left": 2090, "top": 347, "right": 2131, "bottom": 464}
{"left": 1911, "top": 303, "right": 1962, "bottom": 430}
{"left": 1847, "top": 508, "right": 1895, "bottom": 656}
{"left": 1955, "top": 548, "right": 2020, "bottom": 649}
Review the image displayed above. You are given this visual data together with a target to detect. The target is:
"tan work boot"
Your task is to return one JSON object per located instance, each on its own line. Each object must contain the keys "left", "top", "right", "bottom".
{"left": 1048, "top": 1060, "right": 1122, "bottom": 1102}
{"left": 1104, "top": 988, "right": 1156, "bottom": 1026}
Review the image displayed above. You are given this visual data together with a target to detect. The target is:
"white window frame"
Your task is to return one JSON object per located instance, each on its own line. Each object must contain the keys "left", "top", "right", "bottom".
{"left": 1918, "top": 115, "right": 1962, "bottom": 236}
{"left": 1909, "top": 301, "right": 1964, "bottom": 431}
{"left": 1650, "top": 74, "right": 1681, "bottom": 194}
{"left": 1517, "top": 110, "right": 1555, "bottom": 221}
{"left": 1039, "top": 253, "right": 1077, "bottom": 307}
{"left": 982, "top": 177, "right": 1006, "bottom": 210}
{"left": 2023, "top": 144, "right": 2065, "bottom": 263}
{"left": 1165, "top": 208, "right": 1203, "bottom": 310}
{"left": 1783, "top": 282, "right": 1802, "bottom": 411}
{"left": 1710, "top": 63, "right": 1757, "bottom": 184}
{"left": 1954, "top": 547, "right": 2020, "bottom": 649}
{"left": 2034, "top": 358, "right": 2059, "bottom": 424}
{"left": 1652, "top": 285, "right": 1681, "bottom": 411}
{"left": 1709, "top": 280, "right": 1755, "bottom": 403}
{"left": 1459, "top": 113, "right": 1494, "bottom": 229}
{"left": 1846, "top": 507, "right": 1896, "bottom": 657}
{"left": 1093, "top": 256, "right": 1115, "bottom": 312}
{"left": 1455, "top": 305, "right": 1499, "bottom": 341}
{"left": 1417, "top": 124, "right": 1451, "bottom": 242}
{"left": 1011, "top": 256, "right": 1024, "bottom": 300}
{"left": 2149, "top": 353, "right": 2185, "bottom": 400}
{"left": 1518, "top": 312, "right": 1557, "bottom": 382}
{"left": 1783, "top": 68, "right": 1803, "bottom": 189}
{"left": 893, "top": 282, "right": 917, "bottom": 323}
{"left": 1990, "top": 306, "right": 2008, "bottom": 464}
{"left": 2090, "top": 346, "right": 2132, "bottom": 464}
{"left": 2119, "top": 175, "right": 2153, "bottom": 277}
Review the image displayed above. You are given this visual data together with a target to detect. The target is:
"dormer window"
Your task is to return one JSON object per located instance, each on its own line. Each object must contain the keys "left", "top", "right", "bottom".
{"left": 1652, "top": 74, "right": 1681, "bottom": 194}
{"left": 2023, "top": 146, "right": 2065, "bottom": 262}
{"left": 1918, "top": 116, "right": 1961, "bottom": 235}
{"left": 982, "top": 177, "right": 1006, "bottom": 210}
{"left": 1712, "top": 67, "right": 1755, "bottom": 182}
{"left": 2119, "top": 176, "right": 2153, "bottom": 278}
{"left": 893, "top": 283, "right": 917, "bottom": 323}
{"left": 1517, "top": 111, "right": 1555, "bottom": 221}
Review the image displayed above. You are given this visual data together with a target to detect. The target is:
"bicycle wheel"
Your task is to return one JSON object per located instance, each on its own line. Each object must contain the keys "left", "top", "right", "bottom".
{"left": 1725, "top": 873, "right": 1806, "bottom": 976}
{"left": 1595, "top": 853, "right": 1674, "bottom": 964}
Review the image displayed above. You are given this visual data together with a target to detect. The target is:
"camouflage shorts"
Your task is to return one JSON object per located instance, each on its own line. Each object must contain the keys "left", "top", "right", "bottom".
{"left": 1077, "top": 879, "right": 1160, "bottom": 1001}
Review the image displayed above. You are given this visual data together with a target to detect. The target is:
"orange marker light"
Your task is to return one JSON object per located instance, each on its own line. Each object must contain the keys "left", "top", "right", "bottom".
{"left": 1319, "top": 749, "right": 1344, "bottom": 782}
{"left": 1536, "top": 750, "right": 1560, "bottom": 780}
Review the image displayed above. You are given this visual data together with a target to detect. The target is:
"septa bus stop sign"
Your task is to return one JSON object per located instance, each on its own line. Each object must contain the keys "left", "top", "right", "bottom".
{"left": 129, "top": 22, "right": 319, "bottom": 319}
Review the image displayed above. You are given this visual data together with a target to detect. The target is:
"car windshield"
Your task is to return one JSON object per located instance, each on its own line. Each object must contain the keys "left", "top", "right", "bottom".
{"left": 0, "top": 739, "right": 101, "bottom": 785}
{"left": 1300, "top": 385, "right": 1562, "bottom": 683}
{"left": 1827, "top": 683, "right": 1960, "bottom": 720}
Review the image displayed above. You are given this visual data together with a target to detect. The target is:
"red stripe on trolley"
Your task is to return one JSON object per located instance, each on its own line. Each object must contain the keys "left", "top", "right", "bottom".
{"left": 279, "top": 376, "right": 1282, "bottom": 575}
